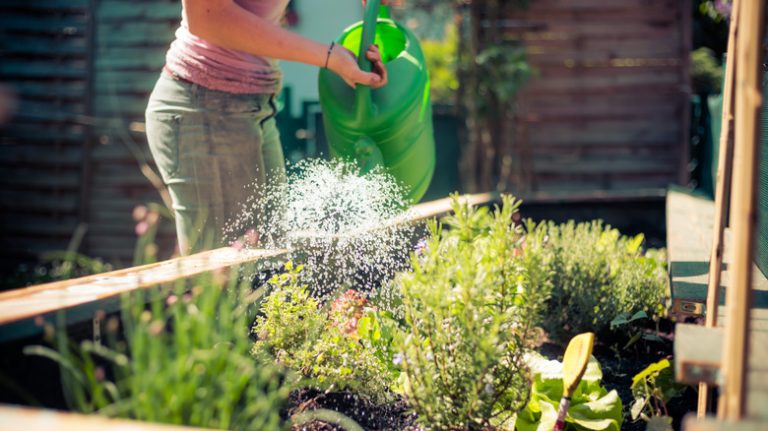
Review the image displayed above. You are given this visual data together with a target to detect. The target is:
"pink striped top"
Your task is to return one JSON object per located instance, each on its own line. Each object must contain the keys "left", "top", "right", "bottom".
{"left": 165, "top": 0, "right": 290, "bottom": 94}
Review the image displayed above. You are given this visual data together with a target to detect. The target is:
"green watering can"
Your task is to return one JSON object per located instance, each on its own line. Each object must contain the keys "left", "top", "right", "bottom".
{"left": 318, "top": 0, "right": 435, "bottom": 203}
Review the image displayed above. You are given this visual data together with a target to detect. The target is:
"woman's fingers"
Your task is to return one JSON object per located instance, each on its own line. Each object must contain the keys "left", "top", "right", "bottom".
{"left": 366, "top": 45, "right": 388, "bottom": 88}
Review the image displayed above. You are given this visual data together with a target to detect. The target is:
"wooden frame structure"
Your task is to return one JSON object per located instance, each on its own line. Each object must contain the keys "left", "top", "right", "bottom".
{"left": 676, "top": 0, "right": 768, "bottom": 426}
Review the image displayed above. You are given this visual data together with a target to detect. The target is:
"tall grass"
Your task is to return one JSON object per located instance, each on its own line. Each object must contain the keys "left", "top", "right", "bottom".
{"left": 26, "top": 264, "right": 289, "bottom": 430}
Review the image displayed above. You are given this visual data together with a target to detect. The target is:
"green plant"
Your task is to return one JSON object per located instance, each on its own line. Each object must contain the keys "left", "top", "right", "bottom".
{"left": 422, "top": 24, "right": 459, "bottom": 104}
{"left": 630, "top": 359, "right": 686, "bottom": 424}
{"left": 395, "top": 195, "right": 544, "bottom": 430}
{"left": 515, "top": 353, "right": 623, "bottom": 431}
{"left": 524, "top": 220, "right": 668, "bottom": 344}
{"left": 2, "top": 224, "right": 112, "bottom": 290}
{"left": 26, "top": 266, "right": 289, "bottom": 430}
{"left": 691, "top": 47, "right": 723, "bottom": 94}
{"left": 251, "top": 262, "right": 398, "bottom": 401}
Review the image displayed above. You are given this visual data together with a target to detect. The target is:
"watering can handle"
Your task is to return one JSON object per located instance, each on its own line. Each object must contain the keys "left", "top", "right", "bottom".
{"left": 355, "top": 0, "right": 382, "bottom": 122}
{"left": 357, "top": 0, "right": 380, "bottom": 73}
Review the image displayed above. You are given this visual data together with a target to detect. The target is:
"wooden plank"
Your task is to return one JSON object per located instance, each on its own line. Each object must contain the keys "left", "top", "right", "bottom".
{"left": 0, "top": 36, "right": 86, "bottom": 56}
{"left": 0, "top": 15, "right": 87, "bottom": 35}
{"left": 683, "top": 415, "right": 768, "bottom": 431}
{"left": 0, "top": 247, "right": 288, "bottom": 324}
{"left": 0, "top": 125, "right": 85, "bottom": 143}
{"left": 0, "top": 193, "right": 496, "bottom": 326}
{"left": 532, "top": 155, "right": 678, "bottom": 175}
{"left": 0, "top": 192, "right": 80, "bottom": 214}
{"left": 0, "top": 146, "right": 82, "bottom": 165}
{"left": 96, "top": 22, "right": 176, "bottom": 46}
{"left": 0, "top": 59, "right": 87, "bottom": 78}
{"left": 94, "top": 94, "right": 153, "bottom": 115}
{"left": 521, "top": 0, "right": 674, "bottom": 10}
{"left": 721, "top": 0, "right": 765, "bottom": 418}
{"left": 95, "top": 70, "right": 161, "bottom": 93}
{"left": 527, "top": 123, "right": 677, "bottom": 147}
{"left": 523, "top": 70, "right": 681, "bottom": 93}
{"left": 700, "top": 0, "right": 739, "bottom": 414}
{"left": 521, "top": 100, "right": 679, "bottom": 119}
{"left": 0, "top": 0, "right": 88, "bottom": 10}
{"left": 675, "top": 324, "right": 723, "bottom": 385}
{"left": 0, "top": 404, "right": 218, "bottom": 431}
{"left": 516, "top": 5, "right": 683, "bottom": 22}
{"left": 666, "top": 189, "right": 718, "bottom": 317}
{"left": 0, "top": 170, "right": 81, "bottom": 190}
{"left": 1, "top": 80, "right": 87, "bottom": 99}
{"left": 98, "top": 2, "right": 181, "bottom": 21}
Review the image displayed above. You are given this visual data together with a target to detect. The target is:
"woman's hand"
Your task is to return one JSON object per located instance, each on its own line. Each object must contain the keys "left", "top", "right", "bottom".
{"left": 327, "top": 43, "right": 388, "bottom": 89}
{"left": 362, "top": 0, "right": 402, "bottom": 5}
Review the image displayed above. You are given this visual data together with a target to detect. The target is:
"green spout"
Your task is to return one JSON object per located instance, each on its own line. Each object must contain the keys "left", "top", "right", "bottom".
{"left": 354, "top": 136, "right": 385, "bottom": 173}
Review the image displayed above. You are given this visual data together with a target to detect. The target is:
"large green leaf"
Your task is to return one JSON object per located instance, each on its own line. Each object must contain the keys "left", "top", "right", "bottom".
{"left": 514, "top": 353, "right": 623, "bottom": 431}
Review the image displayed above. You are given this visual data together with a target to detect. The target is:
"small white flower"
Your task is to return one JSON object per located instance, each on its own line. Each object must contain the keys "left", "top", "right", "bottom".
{"left": 392, "top": 353, "right": 404, "bottom": 366}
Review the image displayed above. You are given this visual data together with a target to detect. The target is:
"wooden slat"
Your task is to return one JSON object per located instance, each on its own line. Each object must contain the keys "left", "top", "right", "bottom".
{"left": 0, "top": 0, "right": 88, "bottom": 10}
{"left": 499, "top": 0, "right": 686, "bottom": 192}
{"left": 0, "top": 247, "right": 288, "bottom": 324}
{"left": 98, "top": 2, "right": 181, "bottom": 21}
{"left": 96, "top": 22, "right": 177, "bottom": 46}
{"left": 0, "top": 405, "right": 218, "bottom": 431}
{"left": 683, "top": 415, "right": 768, "bottom": 431}
{"left": 0, "top": 193, "right": 495, "bottom": 326}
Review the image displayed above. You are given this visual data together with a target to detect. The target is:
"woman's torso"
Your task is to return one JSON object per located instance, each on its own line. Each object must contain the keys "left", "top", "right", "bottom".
{"left": 165, "top": 0, "right": 290, "bottom": 95}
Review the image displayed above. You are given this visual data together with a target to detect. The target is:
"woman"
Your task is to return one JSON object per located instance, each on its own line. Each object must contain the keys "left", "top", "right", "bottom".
{"left": 146, "top": 0, "right": 389, "bottom": 255}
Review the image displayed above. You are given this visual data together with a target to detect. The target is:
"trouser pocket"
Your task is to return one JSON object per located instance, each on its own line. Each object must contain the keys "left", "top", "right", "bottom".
{"left": 145, "top": 112, "right": 182, "bottom": 183}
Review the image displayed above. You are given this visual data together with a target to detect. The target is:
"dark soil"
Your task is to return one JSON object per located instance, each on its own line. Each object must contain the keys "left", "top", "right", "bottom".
{"left": 287, "top": 388, "right": 418, "bottom": 431}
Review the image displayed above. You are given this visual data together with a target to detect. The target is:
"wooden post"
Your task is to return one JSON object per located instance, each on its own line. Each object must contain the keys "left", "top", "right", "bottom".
{"left": 718, "top": 0, "right": 764, "bottom": 420}
{"left": 698, "top": 0, "right": 740, "bottom": 417}
{"left": 679, "top": 0, "right": 693, "bottom": 186}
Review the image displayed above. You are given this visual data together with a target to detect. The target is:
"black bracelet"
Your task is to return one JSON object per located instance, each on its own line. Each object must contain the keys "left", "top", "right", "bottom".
{"left": 324, "top": 41, "right": 335, "bottom": 69}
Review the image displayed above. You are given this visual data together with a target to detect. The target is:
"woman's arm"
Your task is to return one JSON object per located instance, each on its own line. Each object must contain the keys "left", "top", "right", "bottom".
{"left": 183, "top": 0, "right": 386, "bottom": 87}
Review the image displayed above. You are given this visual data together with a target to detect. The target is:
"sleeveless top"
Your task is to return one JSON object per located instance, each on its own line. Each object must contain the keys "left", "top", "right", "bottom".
{"left": 165, "top": 0, "right": 290, "bottom": 94}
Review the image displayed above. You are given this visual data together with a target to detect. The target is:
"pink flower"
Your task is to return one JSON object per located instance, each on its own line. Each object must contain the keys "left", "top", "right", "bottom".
{"left": 135, "top": 221, "right": 149, "bottom": 236}
{"left": 132, "top": 205, "right": 148, "bottom": 222}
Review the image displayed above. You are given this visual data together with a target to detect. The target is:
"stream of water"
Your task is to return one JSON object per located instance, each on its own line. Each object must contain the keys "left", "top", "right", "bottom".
{"left": 225, "top": 159, "right": 417, "bottom": 298}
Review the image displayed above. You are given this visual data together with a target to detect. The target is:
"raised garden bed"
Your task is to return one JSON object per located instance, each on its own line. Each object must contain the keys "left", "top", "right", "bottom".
{"left": 0, "top": 193, "right": 691, "bottom": 431}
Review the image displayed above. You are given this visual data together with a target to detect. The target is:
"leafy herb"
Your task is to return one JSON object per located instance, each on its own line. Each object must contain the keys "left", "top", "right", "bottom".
{"left": 515, "top": 353, "right": 623, "bottom": 431}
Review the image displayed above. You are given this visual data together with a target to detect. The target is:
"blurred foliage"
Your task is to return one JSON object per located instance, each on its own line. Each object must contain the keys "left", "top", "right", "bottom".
{"left": 630, "top": 359, "right": 687, "bottom": 424}
{"left": 473, "top": 44, "right": 531, "bottom": 116}
{"left": 691, "top": 47, "right": 723, "bottom": 94}
{"left": 1, "top": 224, "right": 112, "bottom": 290}
{"left": 693, "top": 0, "right": 729, "bottom": 60}
{"left": 26, "top": 266, "right": 290, "bottom": 429}
{"left": 523, "top": 220, "right": 669, "bottom": 345}
{"left": 421, "top": 24, "right": 459, "bottom": 104}
{"left": 251, "top": 262, "right": 399, "bottom": 402}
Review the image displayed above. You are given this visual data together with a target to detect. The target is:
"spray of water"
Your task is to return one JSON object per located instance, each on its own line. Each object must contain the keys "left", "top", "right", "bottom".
{"left": 225, "top": 159, "right": 418, "bottom": 299}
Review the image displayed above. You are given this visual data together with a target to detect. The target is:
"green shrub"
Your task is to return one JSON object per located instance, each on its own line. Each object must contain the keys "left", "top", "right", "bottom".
{"left": 395, "top": 195, "right": 546, "bottom": 430}
{"left": 251, "top": 262, "right": 398, "bottom": 401}
{"left": 630, "top": 359, "right": 686, "bottom": 423}
{"left": 691, "top": 47, "right": 723, "bottom": 94}
{"left": 27, "top": 266, "right": 289, "bottom": 430}
{"left": 524, "top": 220, "right": 668, "bottom": 343}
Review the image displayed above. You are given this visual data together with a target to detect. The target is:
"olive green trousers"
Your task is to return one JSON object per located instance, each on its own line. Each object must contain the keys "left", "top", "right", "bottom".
{"left": 145, "top": 72, "right": 286, "bottom": 255}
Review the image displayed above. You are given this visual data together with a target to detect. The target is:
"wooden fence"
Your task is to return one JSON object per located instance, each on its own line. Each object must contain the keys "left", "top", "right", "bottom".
{"left": 0, "top": 0, "right": 691, "bottom": 275}
{"left": 504, "top": 0, "right": 690, "bottom": 192}
{"left": 0, "top": 0, "right": 180, "bottom": 275}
